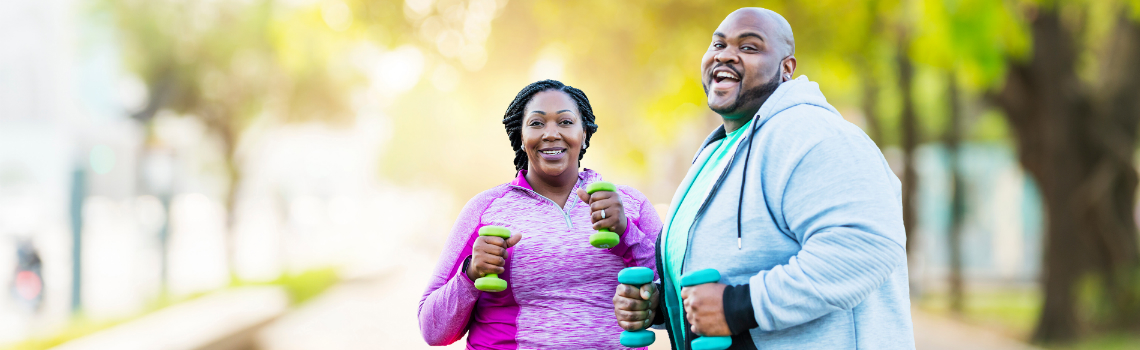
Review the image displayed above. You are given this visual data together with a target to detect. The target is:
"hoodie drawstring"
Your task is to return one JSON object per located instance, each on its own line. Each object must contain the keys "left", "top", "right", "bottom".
{"left": 736, "top": 120, "right": 759, "bottom": 250}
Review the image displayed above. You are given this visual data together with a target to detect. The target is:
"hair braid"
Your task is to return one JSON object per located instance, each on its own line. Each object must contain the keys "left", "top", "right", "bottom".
{"left": 502, "top": 79, "right": 599, "bottom": 172}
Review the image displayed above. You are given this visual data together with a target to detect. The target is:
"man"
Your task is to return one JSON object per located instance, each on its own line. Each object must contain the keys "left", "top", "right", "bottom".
{"left": 612, "top": 8, "right": 915, "bottom": 349}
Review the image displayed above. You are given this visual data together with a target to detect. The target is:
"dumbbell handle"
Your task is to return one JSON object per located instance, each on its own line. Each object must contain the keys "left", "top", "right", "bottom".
{"left": 474, "top": 226, "right": 511, "bottom": 292}
{"left": 585, "top": 182, "right": 620, "bottom": 248}
{"left": 680, "top": 269, "right": 732, "bottom": 350}
{"left": 617, "top": 267, "right": 656, "bottom": 348}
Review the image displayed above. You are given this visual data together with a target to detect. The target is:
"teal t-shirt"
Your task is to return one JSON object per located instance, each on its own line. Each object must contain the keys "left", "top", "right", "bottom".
{"left": 662, "top": 119, "right": 752, "bottom": 347}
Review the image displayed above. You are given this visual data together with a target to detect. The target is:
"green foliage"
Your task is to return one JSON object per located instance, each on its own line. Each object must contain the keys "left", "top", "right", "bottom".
{"left": 970, "top": 109, "right": 1012, "bottom": 142}
{"left": 233, "top": 267, "right": 341, "bottom": 305}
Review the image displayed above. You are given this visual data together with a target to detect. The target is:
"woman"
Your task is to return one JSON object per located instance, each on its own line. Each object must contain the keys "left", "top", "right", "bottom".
{"left": 418, "top": 80, "right": 661, "bottom": 349}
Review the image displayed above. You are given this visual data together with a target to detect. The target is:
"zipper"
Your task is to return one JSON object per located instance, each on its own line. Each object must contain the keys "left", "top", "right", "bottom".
{"left": 508, "top": 184, "right": 575, "bottom": 229}
{"left": 679, "top": 119, "right": 758, "bottom": 275}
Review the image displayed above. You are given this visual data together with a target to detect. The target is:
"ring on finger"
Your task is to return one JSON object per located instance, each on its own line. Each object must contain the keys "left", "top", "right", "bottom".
{"left": 600, "top": 209, "right": 606, "bottom": 219}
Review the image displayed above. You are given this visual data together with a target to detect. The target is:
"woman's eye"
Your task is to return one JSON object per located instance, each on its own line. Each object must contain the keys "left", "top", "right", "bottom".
{"left": 528, "top": 121, "right": 542, "bottom": 127}
{"left": 560, "top": 120, "right": 574, "bottom": 125}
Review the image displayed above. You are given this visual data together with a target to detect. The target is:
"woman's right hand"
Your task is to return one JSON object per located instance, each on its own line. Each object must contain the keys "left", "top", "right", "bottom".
{"left": 467, "top": 232, "right": 523, "bottom": 281}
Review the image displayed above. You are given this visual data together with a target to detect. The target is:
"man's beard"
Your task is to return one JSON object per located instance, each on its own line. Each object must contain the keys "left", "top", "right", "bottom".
{"left": 704, "top": 67, "right": 782, "bottom": 116}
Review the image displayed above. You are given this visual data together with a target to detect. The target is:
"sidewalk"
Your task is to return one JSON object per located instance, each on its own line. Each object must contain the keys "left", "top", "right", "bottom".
{"left": 912, "top": 309, "right": 1040, "bottom": 350}
{"left": 255, "top": 254, "right": 1039, "bottom": 350}
{"left": 256, "top": 252, "right": 467, "bottom": 350}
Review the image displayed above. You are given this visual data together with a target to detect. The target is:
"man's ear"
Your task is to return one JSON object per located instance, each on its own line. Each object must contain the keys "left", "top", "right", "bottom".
{"left": 781, "top": 56, "right": 797, "bottom": 82}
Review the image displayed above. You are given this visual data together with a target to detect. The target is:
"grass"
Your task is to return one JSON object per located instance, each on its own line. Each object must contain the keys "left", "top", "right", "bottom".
{"left": 231, "top": 267, "right": 341, "bottom": 305}
{"left": 2, "top": 267, "right": 340, "bottom": 350}
{"left": 917, "top": 289, "right": 1140, "bottom": 349}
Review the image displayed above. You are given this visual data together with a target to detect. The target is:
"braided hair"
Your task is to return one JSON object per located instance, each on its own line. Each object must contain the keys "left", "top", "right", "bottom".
{"left": 502, "top": 80, "right": 599, "bottom": 171}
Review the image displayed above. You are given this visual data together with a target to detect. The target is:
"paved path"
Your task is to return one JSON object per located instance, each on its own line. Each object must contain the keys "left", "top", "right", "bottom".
{"left": 912, "top": 309, "right": 1040, "bottom": 350}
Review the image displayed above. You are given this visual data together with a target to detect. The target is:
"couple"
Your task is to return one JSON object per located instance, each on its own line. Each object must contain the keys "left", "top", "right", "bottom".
{"left": 419, "top": 8, "right": 914, "bottom": 350}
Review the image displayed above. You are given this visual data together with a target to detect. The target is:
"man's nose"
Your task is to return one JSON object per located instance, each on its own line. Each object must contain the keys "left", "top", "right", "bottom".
{"left": 714, "top": 48, "right": 739, "bottom": 64}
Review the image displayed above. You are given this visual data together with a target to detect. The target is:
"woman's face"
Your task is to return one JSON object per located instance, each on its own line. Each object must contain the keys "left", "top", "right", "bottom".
{"left": 521, "top": 90, "right": 585, "bottom": 180}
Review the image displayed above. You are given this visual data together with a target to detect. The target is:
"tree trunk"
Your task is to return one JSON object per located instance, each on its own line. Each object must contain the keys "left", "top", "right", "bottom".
{"left": 1087, "top": 14, "right": 1140, "bottom": 331}
{"left": 203, "top": 117, "right": 242, "bottom": 281}
{"left": 945, "top": 73, "right": 965, "bottom": 315}
{"left": 862, "top": 73, "right": 884, "bottom": 146}
{"left": 897, "top": 40, "right": 920, "bottom": 256}
{"left": 997, "top": 10, "right": 1140, "bottom": 343}
{"left": 220, "top": 124, "right": 241, "bottom": 281}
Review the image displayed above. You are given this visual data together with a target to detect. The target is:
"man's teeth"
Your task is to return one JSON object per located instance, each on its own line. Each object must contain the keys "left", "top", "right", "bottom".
{"left": 541, "top": 150, "right": 565, "bottom": 155}
{"left": 716, "top": 71, "right": 739, "bottom": 80}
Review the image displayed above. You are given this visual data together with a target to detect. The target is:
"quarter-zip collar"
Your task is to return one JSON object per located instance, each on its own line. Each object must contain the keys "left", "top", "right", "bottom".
{"left": 508, "top": 169, "right": 604, "bottom": 229}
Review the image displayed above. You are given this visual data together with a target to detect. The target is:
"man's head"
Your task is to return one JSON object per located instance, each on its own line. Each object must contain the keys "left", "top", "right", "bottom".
{"left": 701, "top": 8, "right": 797, "bottom": 120}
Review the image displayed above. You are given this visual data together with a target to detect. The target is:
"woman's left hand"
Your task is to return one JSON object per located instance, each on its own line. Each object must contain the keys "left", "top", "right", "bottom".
{"left": 577, "top": 187, "right": 627, "bottom": 235}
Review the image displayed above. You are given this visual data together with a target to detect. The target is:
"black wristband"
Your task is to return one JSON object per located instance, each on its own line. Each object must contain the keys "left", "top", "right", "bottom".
{"left": 651, "top": 282, "right": 666, "bottom": 325}
{"left": 723, "top": 283, "right": 759, "bottom": 335}
{"left": 461, "top": 255, "right": 475, "bottom": 282}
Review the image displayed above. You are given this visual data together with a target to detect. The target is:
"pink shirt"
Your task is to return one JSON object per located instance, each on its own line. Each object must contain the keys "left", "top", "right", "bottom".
{"left": 418, "top": 169, "right": 661, "bottom": 349}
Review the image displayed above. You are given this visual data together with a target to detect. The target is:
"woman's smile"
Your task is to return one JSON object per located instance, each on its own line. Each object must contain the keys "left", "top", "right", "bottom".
{"left": 538, "top": 147, "right": 567, "bottom": 161}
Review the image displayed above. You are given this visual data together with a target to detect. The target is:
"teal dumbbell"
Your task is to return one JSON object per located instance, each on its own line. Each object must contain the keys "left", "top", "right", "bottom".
{"left": 680, "top": 269, "right": 731, "bottom": 350}
{"left": 473, "top": 226, "right": 511, "bottom": 292}
{"left": 617, "top": 267, "right": 656, "bottom": 347}
{"left": 585, "top": 181, "right": 620, "bottom": 248}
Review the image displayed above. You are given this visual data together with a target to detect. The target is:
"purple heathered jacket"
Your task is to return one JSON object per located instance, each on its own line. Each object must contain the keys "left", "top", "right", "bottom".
{"left": 418, "top": 169, "right": 661, "bottom": 350}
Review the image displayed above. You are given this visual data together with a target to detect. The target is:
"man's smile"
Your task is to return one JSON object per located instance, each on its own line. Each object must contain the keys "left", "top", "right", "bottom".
{"left": 710, "top": 65, "right": 742, "bottom": 92}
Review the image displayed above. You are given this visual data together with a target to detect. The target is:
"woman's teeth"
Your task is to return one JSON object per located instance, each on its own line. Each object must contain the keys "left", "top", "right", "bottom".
{"left": 541, "top": 150, "right": 565, "bottom": 155}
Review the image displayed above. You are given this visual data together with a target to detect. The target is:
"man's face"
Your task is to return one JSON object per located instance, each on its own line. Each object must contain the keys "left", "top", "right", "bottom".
{"left": 701, "top": 12, "right": 786, "bottom": 118}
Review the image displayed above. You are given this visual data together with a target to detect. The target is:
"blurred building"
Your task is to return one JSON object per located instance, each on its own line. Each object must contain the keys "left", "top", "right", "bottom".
{"left": 906, "top": 143, "right": 1044, "bottom": 294}
{"left": 0, "top": 0, "right": 160, "bottom": 342}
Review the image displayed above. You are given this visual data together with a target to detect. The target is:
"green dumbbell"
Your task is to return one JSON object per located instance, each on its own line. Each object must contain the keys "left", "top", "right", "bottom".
{"left": 585, "top": 181, "right": 620, "bottom": 248}
{"left": 680, "top": 269, "right": 732, "bottom": 350}
{"left": 617, "top": 267, "right": 656, "bottom": 347}
{"left": 473, "top": 225, "right": 511, "bottom": 292}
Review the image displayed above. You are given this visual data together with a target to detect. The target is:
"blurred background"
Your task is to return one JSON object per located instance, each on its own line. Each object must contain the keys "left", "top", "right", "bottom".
{"left": 1, "top": 0, "right": 1139, "bottom": 349}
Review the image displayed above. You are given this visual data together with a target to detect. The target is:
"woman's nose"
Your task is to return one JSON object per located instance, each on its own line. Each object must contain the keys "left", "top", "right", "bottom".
{"left": 541, "top": 124, "right": 562, "bottom": 141}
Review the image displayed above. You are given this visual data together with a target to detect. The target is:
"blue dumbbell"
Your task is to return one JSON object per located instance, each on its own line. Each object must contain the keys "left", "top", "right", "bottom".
{"left": 680, "top": 269, "right": 732, "bottom": 350}
{"left": 617, "top": 267, "right": 656, "bottom": 347}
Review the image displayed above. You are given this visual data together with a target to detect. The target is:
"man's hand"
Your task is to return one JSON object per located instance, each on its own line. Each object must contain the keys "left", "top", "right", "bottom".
{"left": 577, "top": 188, "right": 628, "bottom": 235}
{"left": 466, "top": 233, "right": 522, "bottom": 281}
{"left": 613, "top": 282, "right": 659, "bottom": 331}
{"left": 681, "top": 283, "right": 731, "bottom": 336}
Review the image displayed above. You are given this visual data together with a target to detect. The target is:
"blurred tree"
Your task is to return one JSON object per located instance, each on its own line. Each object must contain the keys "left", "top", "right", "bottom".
{"left": 896, "top": 35, "right": 922, "bottom": 260}
{"left": 945, "top": 72, "right": 965, "bottom": 315}
{"left": 100, "top": 0, "right": 404, "bottom": 279}
{"left": 911, "top": 0, "right": 1140, "bottom": 341}
{"left": 993, "top": 2, "right": 1140, "bottom": 342}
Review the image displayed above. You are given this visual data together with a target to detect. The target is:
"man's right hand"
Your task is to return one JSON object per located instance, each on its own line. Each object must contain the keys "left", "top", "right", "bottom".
{"left": 467, "top": 233, "right": 522, "bottom": 281}
{"left": 614, "top": 282, "right": 659, "bottom": 331}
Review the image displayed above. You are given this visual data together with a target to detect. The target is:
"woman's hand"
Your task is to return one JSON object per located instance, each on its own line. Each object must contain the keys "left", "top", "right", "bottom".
{"left": 577, "top": 187, "right": 628, "bottom": 235}
{"left": 467, "top": 232, "right": 522, "bottom": 281}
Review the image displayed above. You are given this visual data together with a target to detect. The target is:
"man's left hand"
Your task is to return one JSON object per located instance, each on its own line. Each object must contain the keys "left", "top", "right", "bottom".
{"left": 681, "top": 283, "right": 731, "bottom": 336}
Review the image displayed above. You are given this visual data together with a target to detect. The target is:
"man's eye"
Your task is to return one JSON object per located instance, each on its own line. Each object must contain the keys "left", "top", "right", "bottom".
{"left": 742, "top": 46, "right": 757, "bottom": 51}
{"left": 712, "top": 42, "right": 725, "bottom": 49}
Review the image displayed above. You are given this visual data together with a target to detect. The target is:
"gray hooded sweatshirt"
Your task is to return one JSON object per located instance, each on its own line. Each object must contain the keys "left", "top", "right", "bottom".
{"left": 656, "top": 76, "right": 915, "bottom": 349}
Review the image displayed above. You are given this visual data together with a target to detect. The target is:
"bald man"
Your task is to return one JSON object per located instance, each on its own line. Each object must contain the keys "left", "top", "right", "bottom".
{"left": 612, "top": 8, "right": 915, "bottom": 349}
